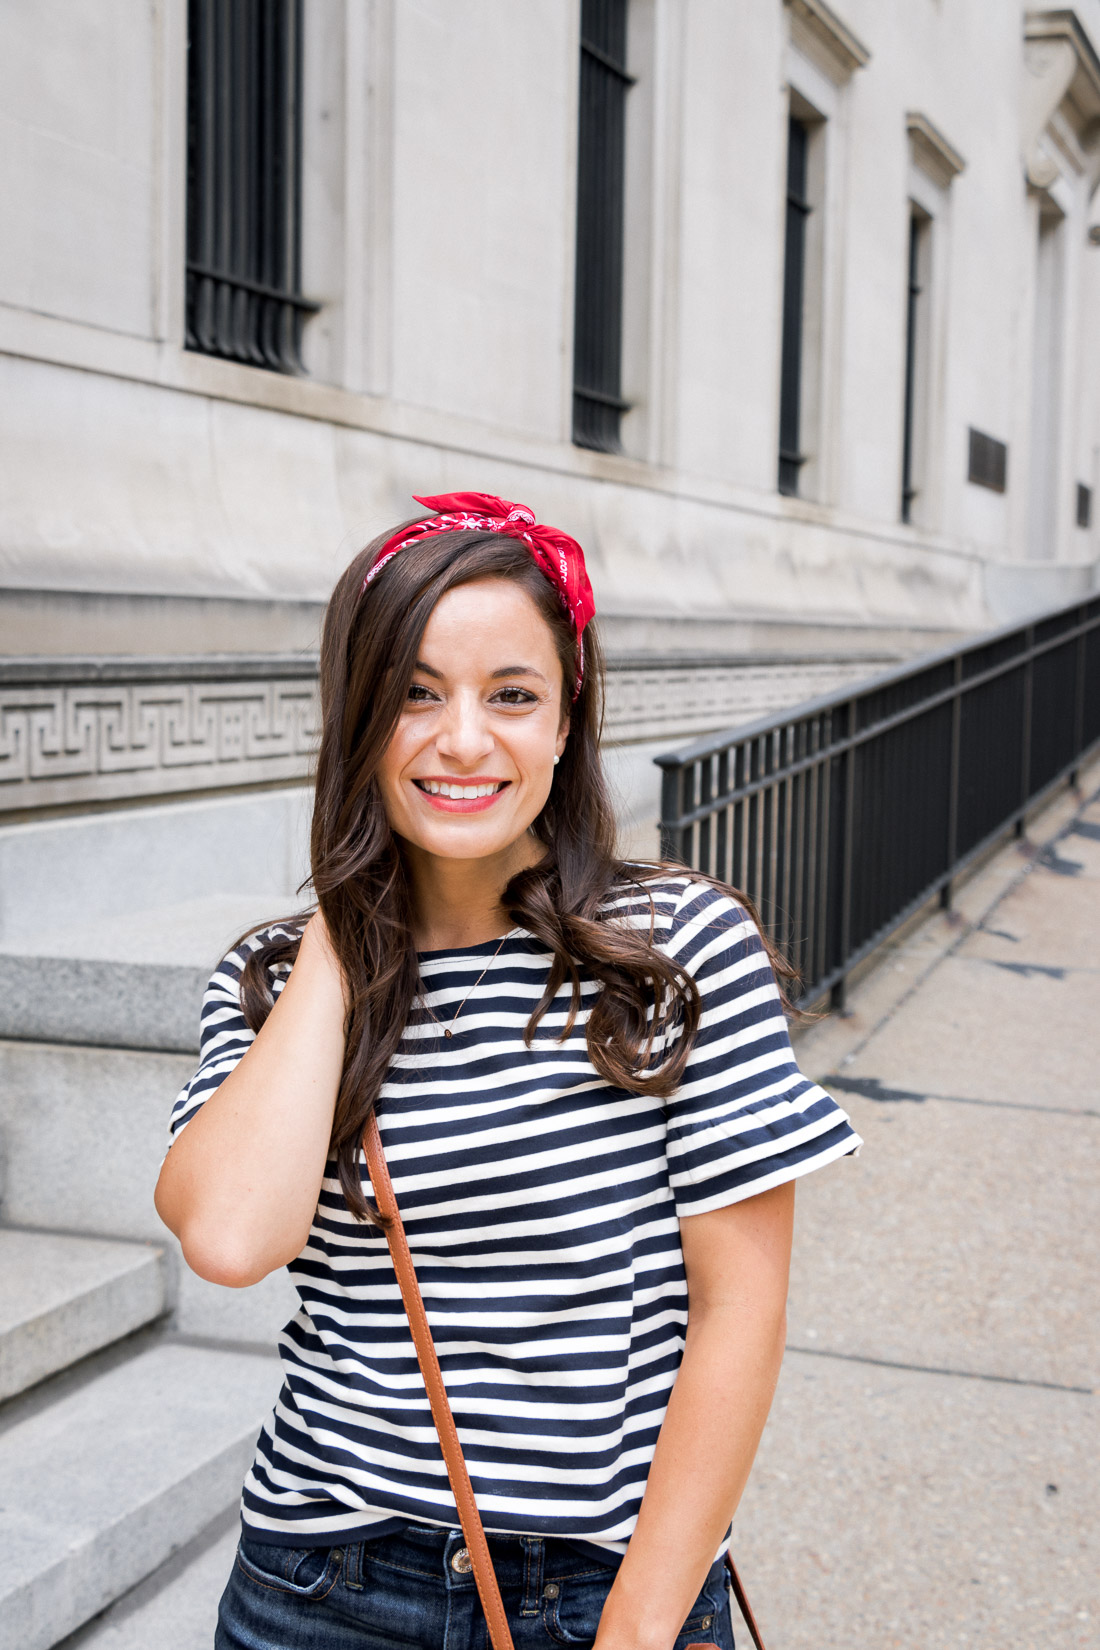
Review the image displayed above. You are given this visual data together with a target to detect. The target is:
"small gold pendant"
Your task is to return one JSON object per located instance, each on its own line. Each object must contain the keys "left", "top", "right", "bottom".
{"left": 444, "top": 1028, "right": 453, "bottom": 1038}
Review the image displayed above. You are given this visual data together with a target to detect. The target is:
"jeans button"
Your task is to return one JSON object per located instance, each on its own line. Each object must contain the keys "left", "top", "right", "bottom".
{"left": 451, "top": 1547, "right": 473, "bottom": 1574}
{"left": 701, "top": 1615, "right": 713, "bottom": 1629}
{"left": 543, "top": 1582, "right": 560, "bottom": 1599}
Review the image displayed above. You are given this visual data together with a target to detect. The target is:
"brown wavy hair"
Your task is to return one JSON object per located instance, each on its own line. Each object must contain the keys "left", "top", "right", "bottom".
{"left": 235, "top": 520, "right": 795, "bottom": 1221}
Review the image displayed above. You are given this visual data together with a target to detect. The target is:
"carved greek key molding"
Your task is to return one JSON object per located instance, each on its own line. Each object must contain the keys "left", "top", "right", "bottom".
{"left": 0, "top": 654, "right": 890, "bottom": 813}
{"left": 603, "top": 658, "right": 891, "bottom": 744}
{"left": 0, "top": 668, "right": 320, "bottom": 812}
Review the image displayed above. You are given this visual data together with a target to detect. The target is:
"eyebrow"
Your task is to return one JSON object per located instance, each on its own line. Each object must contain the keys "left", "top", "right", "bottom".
{"left": 490, "top": 665, "right": 548, "bottom": 683}
{"left": 412, "top": 661, "right": 548, "bottom": 685}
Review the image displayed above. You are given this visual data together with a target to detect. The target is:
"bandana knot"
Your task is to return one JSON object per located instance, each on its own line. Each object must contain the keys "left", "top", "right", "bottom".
{"left": 361, "top": 492, "right": 595, "bottom": 698}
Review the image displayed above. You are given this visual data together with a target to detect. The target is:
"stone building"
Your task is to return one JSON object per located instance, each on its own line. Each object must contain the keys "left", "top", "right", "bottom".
{"left": 3, "top": 0, "right": 1100, "bottom": 840}
{"left": 2, "top": 4, "right": 1100, "bottom": 1645}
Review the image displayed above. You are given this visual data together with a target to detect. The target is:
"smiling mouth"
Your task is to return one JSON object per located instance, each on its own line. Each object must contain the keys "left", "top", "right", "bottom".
{"left": 412, "top": 779, "right": 510, "bottom": 799}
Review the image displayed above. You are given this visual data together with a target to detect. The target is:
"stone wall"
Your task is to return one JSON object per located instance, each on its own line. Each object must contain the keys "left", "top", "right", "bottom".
{"left": 2, "top": 2, "right": 1099, "bottom": 652}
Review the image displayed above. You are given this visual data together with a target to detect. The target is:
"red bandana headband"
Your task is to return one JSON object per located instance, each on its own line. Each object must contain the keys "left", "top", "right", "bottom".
{"left": 362, "top": 492, "right": 596, "bottom": 698}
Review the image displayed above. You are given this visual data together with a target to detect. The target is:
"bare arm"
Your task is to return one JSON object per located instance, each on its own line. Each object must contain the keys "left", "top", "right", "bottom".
{"left": 594, "top": 1181, "right": 795, "bottom": 1650}
{"left": 154, "top": 913, "right": 348, "bottom": 1288}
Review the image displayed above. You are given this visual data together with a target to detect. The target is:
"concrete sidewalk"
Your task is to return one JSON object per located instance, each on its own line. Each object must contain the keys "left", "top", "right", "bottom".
{"left": 733, "top": 758, "right": 1100, "bottom": 1649}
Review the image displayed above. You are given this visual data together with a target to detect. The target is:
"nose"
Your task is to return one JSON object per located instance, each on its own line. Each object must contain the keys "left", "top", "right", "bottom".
{"left": 434, "top": 690, "right": 495, "bottom": 767}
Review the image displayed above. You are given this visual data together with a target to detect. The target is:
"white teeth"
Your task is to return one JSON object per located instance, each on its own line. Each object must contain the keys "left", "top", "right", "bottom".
{"left": 421, "top": 780, "right": 505, "bottom": 798}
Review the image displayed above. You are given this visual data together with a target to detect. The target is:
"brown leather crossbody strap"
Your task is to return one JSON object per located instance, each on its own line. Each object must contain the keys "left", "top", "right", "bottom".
{"left": 363, "top": 1111, "right": 767, "bottom": 1650}
{"left": 726, "top": 1553, "right": 767, "bottom": 1650}
{"left": 362, "top": 1113, "right": 516, "bottom": 1650}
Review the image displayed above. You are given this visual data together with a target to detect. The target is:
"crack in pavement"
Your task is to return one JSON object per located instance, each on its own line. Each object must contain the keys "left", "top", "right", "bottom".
{"left": 1033, "top": 845, "right": 1084, "bottom": 876}
{"left": 823, "top": 1073, "right": 1098, "bottom": 1119}
{"left": 785, "top": 1343, "right": 1095, "bottom": 1396}
{"left": 975, "top": 959, "right": 1071, "bottom": 980}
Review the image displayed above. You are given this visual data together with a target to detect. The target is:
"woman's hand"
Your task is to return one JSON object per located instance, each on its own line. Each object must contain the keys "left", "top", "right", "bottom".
{"left": 154, "top": 910, "right": 349, "bottom": 1286}
{"left": 591, "top": 1181, "right": 795, "bottom": 1650}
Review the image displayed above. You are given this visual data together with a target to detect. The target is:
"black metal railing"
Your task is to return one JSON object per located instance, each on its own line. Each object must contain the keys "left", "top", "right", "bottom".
{"left": 186, "top": 0, "right": 317, "bottom": 372}
{"left": 572, "top": 0, "right": 633, "bottom": 453}
{"left": 657, "top": 597, "right": 1100, "bottom": 1007}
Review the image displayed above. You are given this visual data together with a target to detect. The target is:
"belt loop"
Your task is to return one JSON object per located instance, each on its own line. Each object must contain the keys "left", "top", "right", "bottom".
{"left": 344, "top": 1539, "right": 363, "bottom": 1591}
{"left": 520, "top": 1537, "right": 544, "bottom": 1616}
{"left": 444, "top": 1528, "right": 467, "bottom": 1589}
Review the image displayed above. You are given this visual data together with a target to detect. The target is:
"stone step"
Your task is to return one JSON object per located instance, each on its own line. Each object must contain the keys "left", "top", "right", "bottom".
{"left": 0, "top": 890, "right": 304, "bottom": 1054}
{"left": 0, "top": 1229, "right": 167, "bottom": 1404}
{"left": 0, "top": 1340, "right": 280, "bottom": 1650}
{"left": 0, "top": 790, "right": 310, "bottom": 956}
{"left": 59, "top": 1516, "right": 240, "bottom": 1650}
{"left": 0, "top": 788, "right": 309, "bottom": 1054}
{"left": 0, "top": 1040, "right": 300, "bottom": 1346}
{"left": 0, "top": 951, "right": 210, "bottom": 1055}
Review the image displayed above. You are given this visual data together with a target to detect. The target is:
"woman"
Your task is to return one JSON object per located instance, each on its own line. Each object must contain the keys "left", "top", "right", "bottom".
{"left": 156, "top": 492, "right": 860, "bottom": 1650}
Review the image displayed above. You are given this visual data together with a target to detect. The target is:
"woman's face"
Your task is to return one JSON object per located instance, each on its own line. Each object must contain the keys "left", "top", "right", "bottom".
{"left": 376, "top": 577, "right": 569, "bottom": 867}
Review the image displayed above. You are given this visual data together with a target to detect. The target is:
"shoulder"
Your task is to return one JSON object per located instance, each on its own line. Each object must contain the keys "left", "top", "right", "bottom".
{"left": 600, "top": 870, "right": 757, "bottom": 964}
{"left": 205, "top": 921, "right": 303, "bottom": 997}
{"left": 192, "top": 921, "right": 302, "bottom": 1058}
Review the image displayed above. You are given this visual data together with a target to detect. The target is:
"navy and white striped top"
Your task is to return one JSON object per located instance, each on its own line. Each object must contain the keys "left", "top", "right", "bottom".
{"left": 170, "top": 876, "right": 860, "bottom": 1550}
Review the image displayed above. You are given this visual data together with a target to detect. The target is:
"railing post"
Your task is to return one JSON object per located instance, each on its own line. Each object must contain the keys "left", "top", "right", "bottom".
{"left": 837, "top": 697, "right": 857, "bottom": 979}
{"left": 946, "top": 654, "right": 962, "bottom": 874}
{"left": 679, "top": 762, "right": 696, "bottom": 865}
{"left": 698, "top": 751, "right": 714, "bottom": 875}
{"left": 1020, "top": 623, "right": 1035, "bottom": 809}
{"left": 715, "top": 748, "right": 730, "bottom": 882}
{"left": 658, "top": 758, "right": 680, "bottom": 861}
{"left": 1073, "top": 602, "right": 1086, "bottom": 763}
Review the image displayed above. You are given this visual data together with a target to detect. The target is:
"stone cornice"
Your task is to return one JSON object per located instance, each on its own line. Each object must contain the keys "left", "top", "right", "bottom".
{"left": 907, "top": 112, "right": 966, "bottom": 188}
{"left": 0, "top": 653, "right": 319, "bottom": 687}
{"left": 1024, "top": 9, "right": 1100, "bottom": 190}
{"left": 785, "top": 0, "right": 870, "bottom": 82}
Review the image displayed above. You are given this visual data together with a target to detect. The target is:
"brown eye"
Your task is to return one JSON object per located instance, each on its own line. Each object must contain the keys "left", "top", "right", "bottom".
{"left": 493, "top": 687, "right": 538, "bottom": 706}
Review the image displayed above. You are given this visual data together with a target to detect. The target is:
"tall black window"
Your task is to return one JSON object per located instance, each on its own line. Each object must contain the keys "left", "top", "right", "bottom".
{"left": 186, "top": 0, "right": 315, "bottom": 373}
{"left": 900, "top": 211, "right": 925, "bottom": 523}
{"left": 778, "top": 117, "right": 810, "bottom": 496}
{"left": 572, "top": 0, "right": 634, "bottom": 452}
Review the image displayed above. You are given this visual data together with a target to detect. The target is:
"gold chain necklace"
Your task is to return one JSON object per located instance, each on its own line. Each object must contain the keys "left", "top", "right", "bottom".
{"left": 419, "top": 932, "right": 510, "bottom": 1039}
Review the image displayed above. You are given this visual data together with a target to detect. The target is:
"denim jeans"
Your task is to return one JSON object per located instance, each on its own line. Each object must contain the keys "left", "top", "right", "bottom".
{"left": 215, "top": 1520, "right": 736, "bottom": 1649}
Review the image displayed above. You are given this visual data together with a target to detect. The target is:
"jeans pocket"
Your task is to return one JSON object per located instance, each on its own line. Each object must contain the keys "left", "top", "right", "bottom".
{"left": 676, "top": 1570, "right": 734, "bottom": 1648}
{"left": 543, "top": 1570, "right": 615, "bottom": 1646}
{"left": 235, "top": 1536, "right": 343, "bottom": 1600}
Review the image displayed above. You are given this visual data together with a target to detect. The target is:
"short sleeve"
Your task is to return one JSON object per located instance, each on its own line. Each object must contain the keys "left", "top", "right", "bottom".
{"left": 167, "top": 931, "right": 290, "bottom": 1141}
{"left": 661, "top": 882, "right": 862, "bottom": 1215}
